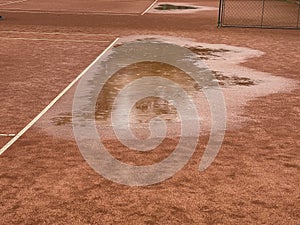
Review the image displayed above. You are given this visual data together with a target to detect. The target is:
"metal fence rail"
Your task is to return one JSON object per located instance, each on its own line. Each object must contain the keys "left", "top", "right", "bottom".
{"left": 218, "top": 0, "right": 300, "bottom": 29}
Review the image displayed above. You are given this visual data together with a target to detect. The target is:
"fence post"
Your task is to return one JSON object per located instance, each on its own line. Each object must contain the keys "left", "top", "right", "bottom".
{"left": 217, "top": 0, "right": 223, "bottom": 27}
{"left": 297, "top": 0, "right": 300, "bottom": 29}
{"left": 261, "top": 0, "right": 266, "bottom": 28}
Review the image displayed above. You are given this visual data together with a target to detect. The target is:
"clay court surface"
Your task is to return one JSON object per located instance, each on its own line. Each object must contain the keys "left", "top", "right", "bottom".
{"left": 0, "top": 0, "right": 299, "bottom": 224}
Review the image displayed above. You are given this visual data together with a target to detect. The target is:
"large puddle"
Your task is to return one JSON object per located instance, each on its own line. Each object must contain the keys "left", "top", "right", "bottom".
{"left": 38, "top": 35, "right": 297, "bottom": 141}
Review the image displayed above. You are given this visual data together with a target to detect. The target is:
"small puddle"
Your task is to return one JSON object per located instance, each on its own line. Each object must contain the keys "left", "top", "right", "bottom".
{"left": 155, "top": 4, "right": 197, "bottom": 10}
{"left": 149, "top": 3, "right": 218, "bottom": 13}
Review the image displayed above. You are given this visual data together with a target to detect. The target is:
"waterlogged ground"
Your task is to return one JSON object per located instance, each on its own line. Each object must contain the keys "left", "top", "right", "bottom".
{"left": 41, "top": 36, "right": 296, "bottom": 140}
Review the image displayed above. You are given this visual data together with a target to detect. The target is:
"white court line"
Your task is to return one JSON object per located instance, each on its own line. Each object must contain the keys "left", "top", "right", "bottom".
{"left": 0, "top": 134, "right": 16, "bottom": 137}
{"left": 141, "top": 0, "right": 158, "bottom": 15}
{"left": 0, "top": 0, "right": 27, "bottom": 6}
{"left": 0, "top": 36, "right": 111, "bottom": 43}
{"left": 0, "top": 9, "right": 139, "bottom": 16}
{"left": 0, "top": 37, "right": 120, "bottom": 156}
{"left": 0, "top": 30, "right": 115, "bottom": 37}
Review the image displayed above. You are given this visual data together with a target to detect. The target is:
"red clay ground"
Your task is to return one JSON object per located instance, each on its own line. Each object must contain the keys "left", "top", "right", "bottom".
{"left": 0, "top": 0, "right": 299, "bottom": 224}
{"left": 0, "top": 0, "right": 153, "bottom": 14}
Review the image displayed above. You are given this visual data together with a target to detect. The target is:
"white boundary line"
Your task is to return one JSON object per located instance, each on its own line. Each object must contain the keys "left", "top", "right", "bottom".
{"left": 141, "top": 0, "right": 158, "bottom": 15}
{"left": 0, "top": 37, "right": 120, "bottom": 155}
{"left": 0, "top": 134, "right": 16, "bottom": 137}
{"left": 0, "top": 36, "right": 111, "bottom": 43}
{"left": 0, "top": 9, "right": 139, "bottom": 16}
{"left": 0, "top": 30, "right": 115, "bottom": 37}
{"left": 0, "top": 0, "right": 27, "bottom": 6}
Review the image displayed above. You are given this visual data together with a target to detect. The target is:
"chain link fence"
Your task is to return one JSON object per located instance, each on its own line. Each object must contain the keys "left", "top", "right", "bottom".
{"left": 218, "top": 0, "right": 300, "bottom": 29}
